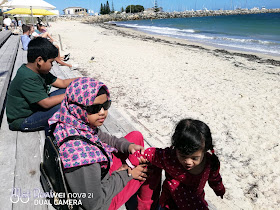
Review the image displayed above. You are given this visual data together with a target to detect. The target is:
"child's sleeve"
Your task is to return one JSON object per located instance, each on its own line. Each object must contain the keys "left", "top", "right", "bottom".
{"left": 97, "top": 129, "right": 131, "bottom": 153}
{"left": 126, "top": 147, "right": 166, "bottom": 169}
{"left": 208, "top": 164, "right": 226, "bottom": 197}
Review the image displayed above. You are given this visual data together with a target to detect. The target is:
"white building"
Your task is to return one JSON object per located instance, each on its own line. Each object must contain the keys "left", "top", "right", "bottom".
{"left": 63, "top": 7, "right": 88, "bottom": 16}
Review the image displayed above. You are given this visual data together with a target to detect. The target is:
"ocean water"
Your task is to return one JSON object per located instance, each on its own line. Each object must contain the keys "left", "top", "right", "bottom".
{"left": 114, "top": 13, "right": 280, "bottom": 56}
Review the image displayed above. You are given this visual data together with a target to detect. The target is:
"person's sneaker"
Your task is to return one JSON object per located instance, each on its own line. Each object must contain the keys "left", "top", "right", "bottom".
{"left": 63, "top": 53, "right": 70, "bottom": 61}
{"left": 71, "top": 64, "right": 79, "bottom": 70}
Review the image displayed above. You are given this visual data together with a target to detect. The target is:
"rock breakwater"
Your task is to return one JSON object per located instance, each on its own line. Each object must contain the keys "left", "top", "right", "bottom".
{"left": 57, "top": 8, "right": 280, "bottom": 23}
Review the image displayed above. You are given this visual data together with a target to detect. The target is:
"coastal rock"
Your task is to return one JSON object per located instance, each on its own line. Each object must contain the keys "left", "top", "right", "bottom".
{"left": 56, "top": 8, "right": 280, "bottom": 23}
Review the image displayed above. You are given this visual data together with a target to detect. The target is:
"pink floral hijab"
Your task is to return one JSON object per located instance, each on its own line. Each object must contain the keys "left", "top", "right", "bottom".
{"left": 49, "top": 77, "right": 117, "bottom": 169}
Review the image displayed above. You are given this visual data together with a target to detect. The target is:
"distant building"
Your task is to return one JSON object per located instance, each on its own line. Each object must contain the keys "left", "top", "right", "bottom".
{"left": 63, "top": 7, "right": 88, "bottom": 16}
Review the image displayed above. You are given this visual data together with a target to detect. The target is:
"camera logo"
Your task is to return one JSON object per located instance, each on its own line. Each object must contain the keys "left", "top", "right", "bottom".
{"left": 10, "top": 188, "right": 30, "bottom": 204}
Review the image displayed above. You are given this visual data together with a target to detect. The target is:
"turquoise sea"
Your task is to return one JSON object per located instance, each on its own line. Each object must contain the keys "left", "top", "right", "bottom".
{"left": 114, "top": 13, "right": 280, "bottom": 56}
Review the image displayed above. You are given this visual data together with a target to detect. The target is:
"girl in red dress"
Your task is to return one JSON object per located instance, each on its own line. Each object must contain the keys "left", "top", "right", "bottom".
{"left": 126, "top": 118, "right": 225, "bottom": 209}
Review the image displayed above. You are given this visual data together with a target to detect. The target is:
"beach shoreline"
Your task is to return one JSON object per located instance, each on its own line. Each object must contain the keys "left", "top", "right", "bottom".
{"left": 49, "top": 20, "right": 280, "bottom": 210}
{"left": 99, "top": 22, "right": 280, "bottom": 65}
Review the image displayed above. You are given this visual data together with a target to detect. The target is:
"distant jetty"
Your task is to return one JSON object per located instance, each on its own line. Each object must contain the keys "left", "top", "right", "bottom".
{"left": 58, "top": 8, "right": 280, "bottom": 23}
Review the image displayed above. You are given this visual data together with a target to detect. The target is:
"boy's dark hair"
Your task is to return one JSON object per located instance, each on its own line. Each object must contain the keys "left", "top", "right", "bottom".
{"left": 22, "top": 24, "right": 30, "bottom": 33}
{"left": 27, "top": 37, "right": 58, "bottom": 63}
{"left": 172, "top": 118, "right": 219, "bottom": 170}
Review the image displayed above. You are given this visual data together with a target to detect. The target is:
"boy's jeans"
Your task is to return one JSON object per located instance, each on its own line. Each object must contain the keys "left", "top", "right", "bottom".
{"left": 20, "top": 89, "right": 65, "bottom": 132}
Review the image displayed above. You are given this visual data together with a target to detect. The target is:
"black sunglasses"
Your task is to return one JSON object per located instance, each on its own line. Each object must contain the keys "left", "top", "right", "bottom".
{"left": 71, "top": 100, "right": 111, "bottom": 114}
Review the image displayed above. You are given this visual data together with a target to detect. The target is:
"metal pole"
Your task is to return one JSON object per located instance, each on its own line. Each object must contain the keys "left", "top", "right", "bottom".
{"left": 46, "top": 16, "right": 49, "bottom": 27}
{"left": 30, "top": 6, "right": 34, "bottom": 26}
{"left": 58, "top": 34, "right": 63, "bottom": 51}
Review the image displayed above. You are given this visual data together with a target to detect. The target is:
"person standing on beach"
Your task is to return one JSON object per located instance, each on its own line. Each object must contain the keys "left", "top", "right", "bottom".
{"left": 18, "top": 19, "right": 22, "bottom": 27}
{"left": 48, "top": 77, "right": 162, "bottom": 210}
{"left": 126, "top": 118, "right": 225, "bottom": 209}
{"left": 11, "top": 18, "right": 17, "bottom": 29}
{"left": 6, "top": 37, "right": 78, "bottom": 132}
{"left": 3, "top": 15, "right": 12, "bottom": 30}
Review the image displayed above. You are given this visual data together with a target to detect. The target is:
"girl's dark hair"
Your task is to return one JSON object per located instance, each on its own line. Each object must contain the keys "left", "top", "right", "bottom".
{"left": 27, "top": 37, "right": 58, "bottom": 63}
{"left": 97, "top": 87, "right": 107, "bottom": 96}
{"left": 171, "top": 118, "right": 219, "bottom": 170}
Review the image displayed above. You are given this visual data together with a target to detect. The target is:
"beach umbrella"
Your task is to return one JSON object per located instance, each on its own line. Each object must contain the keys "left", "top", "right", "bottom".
{"left": 1, "top": 0, "right": 55, "bottom": 25}
{"left": 1, "top": 0, "right": 55, "bottom": 9}
{"left": 13, "top": 14, "right": 43, "bottom": 17}
{"left": 0, "top": 0, "right": 8, "bottom": 5}
{"left": 4, "top": 8, "right": 56, "bottom": 16}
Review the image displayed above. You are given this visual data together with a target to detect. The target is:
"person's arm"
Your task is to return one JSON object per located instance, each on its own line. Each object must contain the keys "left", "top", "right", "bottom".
{"left": 31, "top": 31, "right": 39, "bottom": 38}
{"left": 65, "top": 163, "right": 132, "bottom": 209}
{"left": 21, "top": 77, "right": 62, "bottom": 109}
{"left": 37, "top": 94, "right": 65, "bottom": 109}
{"left": 127, "top": 147, "right": 166, "bottom": 169}
{"left": 65, "top": 161, "right": 147, "bottom": 210}
{"left": 54, "top": 57, "right": 72, "bottom": 68}
{"left": 51, "top": 77, "right": 78, "bottom": 89}
{"left": 97, "top": 129, "right": 132, "bottom": 153}
{"left": 208, "top": 161, "right": 226, "bottom": 198}
{"left": 40, "top": 32, "right": 55, "bottom": 42}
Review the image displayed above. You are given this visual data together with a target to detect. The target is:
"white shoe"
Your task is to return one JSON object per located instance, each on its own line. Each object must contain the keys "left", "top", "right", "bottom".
{"left": 71, "top": 64, "right": 79, "bottom": 70}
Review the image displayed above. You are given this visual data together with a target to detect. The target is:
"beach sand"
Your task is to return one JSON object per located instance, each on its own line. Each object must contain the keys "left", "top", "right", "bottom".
{"left": 48, "top": 20, "right": 280, "bottom": 210}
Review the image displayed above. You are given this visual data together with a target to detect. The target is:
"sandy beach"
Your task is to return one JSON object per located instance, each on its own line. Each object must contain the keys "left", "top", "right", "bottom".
{"left": 48, "top": 20, "right": 280, "bottom": 210}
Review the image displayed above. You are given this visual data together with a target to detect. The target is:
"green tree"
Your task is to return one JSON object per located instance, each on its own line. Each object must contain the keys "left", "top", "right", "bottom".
{"left": 100, "top": 3, "right": 104, "bottom": 14}
{"left": 111, "top": 1, "right": 115, "bottom": 13}
{"left": 154, "top": 0, "right": 159, "bottom": 12}
{"left": 125, "top": 5, "right": 144, "bottom": 13}
{"left": 100, "top": 3, "right": 103, "bottom": 14}
{"left": 100, "top": 1, "right": 111, "bottom": 15}
{"left": 135, "top": 5, "right": 144, "bottom": 13}
{"left": 121, "top": 7, "right": 124, "bottom": 12}
{"left": 105, "top": 1, "right": 111, "bottom": 14}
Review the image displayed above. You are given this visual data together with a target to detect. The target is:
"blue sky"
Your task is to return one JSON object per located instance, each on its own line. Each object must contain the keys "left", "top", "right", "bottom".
{"left": 46, "top": 0, "right": 280, "bottom": 15}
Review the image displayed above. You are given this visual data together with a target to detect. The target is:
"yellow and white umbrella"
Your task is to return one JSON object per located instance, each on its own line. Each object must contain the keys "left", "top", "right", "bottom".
{"left": 1, "top": 0, "right": 56, "bottom": 25}
{"left": 1, "top": 0, "right": 55, "bottom": 9}
{"left": 4, "top": 8, "right": 56, "bottom": 16}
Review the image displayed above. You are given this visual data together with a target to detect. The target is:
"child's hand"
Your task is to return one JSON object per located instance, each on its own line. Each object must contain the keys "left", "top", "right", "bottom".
{"left": 116, "top": 163, "right": 129, "bottom": 172}
{"left": 128, "top": 164, "right": 148, "bottom": 181}
{"left": 138, "top": 156, "right": 148, "bottom": 164}
{"left": 128, "top": 143, "right": 145, "bottom": 154}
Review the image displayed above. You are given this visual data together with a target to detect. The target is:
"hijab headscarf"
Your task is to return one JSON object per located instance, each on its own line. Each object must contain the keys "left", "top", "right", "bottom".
{"left": 49, "top": 77, "right": 117, "bottom": 169}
